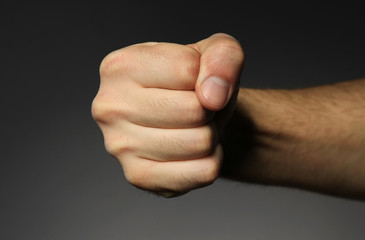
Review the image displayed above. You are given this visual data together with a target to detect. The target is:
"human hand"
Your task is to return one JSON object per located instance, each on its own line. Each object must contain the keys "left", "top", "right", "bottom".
{"left": 91, "top": 33, "right": 244, "bottom": 197}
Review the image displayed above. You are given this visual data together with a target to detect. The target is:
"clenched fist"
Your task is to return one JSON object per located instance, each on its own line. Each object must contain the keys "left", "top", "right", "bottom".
{"left": 92, "top": 33, "right": 244, "bottom": 197}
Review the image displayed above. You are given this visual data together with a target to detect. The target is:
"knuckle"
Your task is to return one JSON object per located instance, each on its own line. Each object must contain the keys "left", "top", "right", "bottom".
{"left": 91, "top": 94, "right": 128, "bottom": 125}
{"left": 123, "top": 169, "right": 144, "bottom": 189}
{"left": 189, "top": 126, "right": 216, "bottom": 156}
{"left": 99, "top": 49, "right": 129, "bottom": 78}
{"left": 99, "top": 51, "right": 117, "bottom": 77}
{"left": 91, "top": 96, "right": 107, "bottom": 123}
{"left": 197, "top": 159, "right": 220, "bottom": 186}
{"left": 103, "top": 134, "right": 131, "bottom": 157}
{"left": 183, "top": 97, "right": 209, "bottom": 125}
{"left": 99, "top": 43, "right": 152, "bottom": 78}
{"left": 177, "top": 47, "right": 200, "bottom": 82}
{"left": 152, "top": 44, "right": 199, "bottom": 89}
{"left": 123, "top": 163, "right": 151, "bottom": 190}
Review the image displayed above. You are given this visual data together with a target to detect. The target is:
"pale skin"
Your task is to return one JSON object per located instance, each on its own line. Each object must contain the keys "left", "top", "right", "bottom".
{"left": 91, "top": 33, "right": 365, "bottom": 199}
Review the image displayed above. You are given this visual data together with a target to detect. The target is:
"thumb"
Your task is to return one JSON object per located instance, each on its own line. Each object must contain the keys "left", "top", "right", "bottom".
{"left": 190, "top": 33, "right": 244, "bottom": 111}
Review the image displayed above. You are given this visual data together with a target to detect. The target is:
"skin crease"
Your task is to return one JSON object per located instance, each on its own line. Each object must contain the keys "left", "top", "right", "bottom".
{"left": 92, "top": 33, "right": 365, "bottom": 199}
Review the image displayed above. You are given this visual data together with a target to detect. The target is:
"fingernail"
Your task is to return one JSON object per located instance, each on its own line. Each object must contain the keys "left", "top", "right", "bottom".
{"left": 201, "top": 76, "right": 230, "bottom": 108}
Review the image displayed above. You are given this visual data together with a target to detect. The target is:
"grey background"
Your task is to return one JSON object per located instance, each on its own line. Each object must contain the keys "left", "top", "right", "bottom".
{"left": 1, "top": 2, "right": 365, "bottom": 240}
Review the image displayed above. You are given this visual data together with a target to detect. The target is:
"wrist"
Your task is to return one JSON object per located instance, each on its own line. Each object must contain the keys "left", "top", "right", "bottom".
{"left": 221, "top": 88, "right": 294, "bottom": 183}
{"left": 221, "top": 85, "right": 365, "bottom": 199}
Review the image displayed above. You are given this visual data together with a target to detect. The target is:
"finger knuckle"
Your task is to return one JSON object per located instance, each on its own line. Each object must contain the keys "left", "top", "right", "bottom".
{"left": 91, "top": 96, "right": 107, "bottom": 123}
{"left": 197, "top": 159, "right": 220, "bottom": 186}
{"left": 189, "top": 126, "right": 216, "bottom": 156}
{"left": 123, "top": 163, "right": 151, "bottom": 190}
{"left": 124, "top": 169, "right": 143, "bottom": 189}
{"left": 152, "top": 44, "right": 199, "bottom": 89}
{"left": 103, "top": 134, "right": 132, "bottom": 157}
{"left": 99, "top": 49, "right": 129, "bottom": 78}
{"left": 177, "top": 47, "right": 200, "bottom": 83}
{"left": 183, "top": 97, "right": 209, "bottom": 125}
{"left": 91, "top": 99, "right": 114, "bottom": 124}
{"left": 91, "top": 94, "right": 128, "bottom": 124}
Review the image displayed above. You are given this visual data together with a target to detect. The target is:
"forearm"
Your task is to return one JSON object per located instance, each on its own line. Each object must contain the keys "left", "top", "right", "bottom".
{"left": 221, "top": 79, "right": 365, "bottom": 199}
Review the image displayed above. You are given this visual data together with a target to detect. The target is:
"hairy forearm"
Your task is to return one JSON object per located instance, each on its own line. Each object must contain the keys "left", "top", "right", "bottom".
{"left": 221, "top": 79, "right": 365, "bottom": 199}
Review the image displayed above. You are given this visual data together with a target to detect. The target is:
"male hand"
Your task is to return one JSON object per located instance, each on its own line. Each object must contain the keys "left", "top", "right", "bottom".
{"left": 91, "top": 33, "right": 244, "bottom": 197}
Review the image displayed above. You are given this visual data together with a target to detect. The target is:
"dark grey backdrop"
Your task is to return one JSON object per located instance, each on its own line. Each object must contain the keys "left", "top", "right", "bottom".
{"left": 2, "top": 2, "right": 365, "bottom": 240}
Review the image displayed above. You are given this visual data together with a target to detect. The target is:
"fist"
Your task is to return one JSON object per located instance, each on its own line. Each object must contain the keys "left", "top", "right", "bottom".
{"left": 91, "top": 33, "right": 244, "bottom": 197}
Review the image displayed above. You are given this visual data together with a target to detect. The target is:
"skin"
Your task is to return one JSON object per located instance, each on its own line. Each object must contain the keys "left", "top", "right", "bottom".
{"left": 91, "top": 33, "right": 365, "bottom": 199}
{"left": 222, "top": 82, "right": 365, "bottom": 200}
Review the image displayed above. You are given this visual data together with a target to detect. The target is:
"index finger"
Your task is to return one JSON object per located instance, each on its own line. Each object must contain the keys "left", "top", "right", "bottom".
{"left": 100, "top": 42, "right": 200, "bottom": 90}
